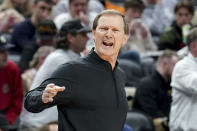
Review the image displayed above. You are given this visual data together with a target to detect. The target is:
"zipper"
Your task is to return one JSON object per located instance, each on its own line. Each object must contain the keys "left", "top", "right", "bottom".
{"left": 112, "top": 71, "right": 119, "bottom": 108}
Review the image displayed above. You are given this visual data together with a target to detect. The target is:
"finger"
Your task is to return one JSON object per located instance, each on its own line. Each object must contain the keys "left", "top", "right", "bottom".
{"left": 54, "top": 86, "right": 66, "bottom": 92}
{"left": 47, "top": 83, "right": 55, "bottom": 88}
{"left": 45, "top": 87, "right": 57, "bottom": 94}
{"left": 43, "top": 91, "right": 57, "bottom": 98}
{"left": 42, "top": 97, "right": 54, "bottom": 103}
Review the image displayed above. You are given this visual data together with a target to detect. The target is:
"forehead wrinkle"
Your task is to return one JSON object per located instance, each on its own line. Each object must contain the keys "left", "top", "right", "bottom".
{"left": 97, "top": 15, "right": 124, "bottom": 30}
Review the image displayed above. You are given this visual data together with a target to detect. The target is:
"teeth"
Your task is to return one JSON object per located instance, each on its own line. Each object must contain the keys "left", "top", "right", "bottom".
{"left": 103, "top": 42, "right": 113, "bottom": 46}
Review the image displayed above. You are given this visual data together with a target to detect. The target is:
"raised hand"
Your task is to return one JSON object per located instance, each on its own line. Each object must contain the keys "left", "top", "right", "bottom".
{"left": 42, "top": 83, "right": 65, "bottom": 103}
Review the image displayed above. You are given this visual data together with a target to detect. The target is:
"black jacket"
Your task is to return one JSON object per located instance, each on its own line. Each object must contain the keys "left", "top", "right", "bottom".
{"left": 133, "top": 70, "right": 171, "bottom": 119}
{"left": 24, "top": 49, "right": 128, "bottom": 131}
{"left": 18, "top": 43, "right": 39, "bottom": 72}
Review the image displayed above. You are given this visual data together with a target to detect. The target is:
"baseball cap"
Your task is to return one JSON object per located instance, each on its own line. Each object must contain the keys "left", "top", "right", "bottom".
{"left": 36, "top": 19, "right": 57, "bottom": 39}
{"left": 0, "top": 35, "right": 14, "bottom": 51}
{"left": 59, "top": 19, "right": 91, "bottom": 37}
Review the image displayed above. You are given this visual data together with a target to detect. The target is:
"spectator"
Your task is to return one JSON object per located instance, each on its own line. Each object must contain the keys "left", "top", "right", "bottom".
{"left": 18, "top": 19, "right": 57, "bottom": 72}
{"left": 133, "top": 50, "right": 179, "bottom": 131}
{"left": 142, "top": 0, "right": 179, "bottom": 36}
{"left": 22, "top": 46, "right": 54, "bottom": 95}
{"left": 54, "top": 0, "right": 98, "bottom": 51}
{"left": 11, "top": 0, "right": 54, "bottom": 53}
{"left": 54, "top": 0, "right": 97, "bottom": 30}
{"left": 121, "top": 0, "right": 157, "bottom": 57}
{"left": 0, "top": 9, "right": 24, "bottom": 33}
{"left": 0, "top": 35, "right": 23, "bottom": 130}
{"left": 20, "top": 19, "right": 90, "bottom": 130}
{"left": 158, "top": 0, "right": 195, "bottom": 51}
{"left": 52, "top": 0, "right": 104, "bottom": 19}
{"left": 0, "top": 0, "right": 33, "bottom": 18}
{"left": 169, "top": 28, "right": 197, "bottom": 131}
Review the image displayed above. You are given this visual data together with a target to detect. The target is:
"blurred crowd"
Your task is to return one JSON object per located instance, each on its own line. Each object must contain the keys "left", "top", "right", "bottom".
{"left": 0, "top": 0, "right": 197, "bottom": 131}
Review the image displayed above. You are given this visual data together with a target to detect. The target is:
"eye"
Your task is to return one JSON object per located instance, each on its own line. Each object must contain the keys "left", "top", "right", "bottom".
{"left": 113, "top": 29, "right": 119, "bottom": 33}
{"left": 99, "top": 27, "right": 108, "bottom": 31}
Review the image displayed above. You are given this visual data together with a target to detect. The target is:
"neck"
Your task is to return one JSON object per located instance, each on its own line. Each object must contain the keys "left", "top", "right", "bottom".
{"left": 156, "top": 66, "right": 168, "bottom": 82}
{"left": 97, "top": 53, "right": 117, "bottom": 70}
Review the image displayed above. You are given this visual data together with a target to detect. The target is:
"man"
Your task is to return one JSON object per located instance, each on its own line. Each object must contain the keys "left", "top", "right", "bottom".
{"left": 11, "top": 0, "right": 54, "bottom": 53}
{"left": 169, "top": 28, "right": 197, "bottom": 131}
{"left": 18, "top": 19, "right": 57, "bottom": 72}
{"left": 142, "top": 0, "right": 179, "bottom": 36}
{"left": 0, "top": 36, "right": 23, "bottom": 130}
{"left": 54, "top": 0, "right": 97, "bottom": 30}
{"left": 52, "top": 0, "right": 104, "bottom": 18}
{"left": 54, "top": 0, "right": 98, "bottom": 51}
{"left": 133, "top": 50, "right": 179, "bottom": 131}
{"left": 20, "top": 19, "right": 90, "bottom": 130}
{"left": 121, "top": 0, "right": 157, "bottom": 57}
{"left": 159, "top": 1, "right": 195, "bottom": 51}
{"left": 24, "top": 9, "right": 129, "bottom": 131}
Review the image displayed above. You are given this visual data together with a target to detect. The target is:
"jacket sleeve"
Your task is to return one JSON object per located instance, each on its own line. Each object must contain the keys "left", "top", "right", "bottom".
{"left": 5, "top": 64, "right": 23, "bottom": 124}
{"left": 24, "top": 64, "right": 73, "bottom": 113}
{"left": 171, "top": 59, "right": 197, "bottom": 94}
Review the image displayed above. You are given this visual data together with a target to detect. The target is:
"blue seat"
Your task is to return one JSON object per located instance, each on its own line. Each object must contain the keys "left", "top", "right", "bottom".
{"left": 126, "top": 112, "right": 154, "bottom": 131}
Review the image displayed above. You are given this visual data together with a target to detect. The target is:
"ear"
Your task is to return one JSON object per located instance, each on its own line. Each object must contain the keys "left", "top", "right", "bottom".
{"left": 92, "top": 29, "right": 96, "bottom": 41}
{"left": 66, "top": 34, "right": 74, "bottom": 43}
{"left": 121, "top": 34, "right": 129, "bottom": 46}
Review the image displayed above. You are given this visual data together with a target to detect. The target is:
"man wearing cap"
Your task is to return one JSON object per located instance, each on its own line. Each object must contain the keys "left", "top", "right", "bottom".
{"left": 20, "top": 19, "right": 89, "bottom": 130}
{"left": 11, "top": 0, "right": 54, "bottom": 53}
{"left": 24, "top": 10, "right": 129, "bottom": 131}
{"left": 18, "top": 19, "right": 57, "bottom": 73}
{"left": 0, "top": 36, "right": 23, "bottom": 130}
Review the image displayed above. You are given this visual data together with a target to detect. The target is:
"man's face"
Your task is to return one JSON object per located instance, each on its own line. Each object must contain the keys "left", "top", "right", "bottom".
{"left": 34, "top": 1, "right": 53, "bottom": 22}
{"left": 70, "top": 32, "right": 89, "bottom": 53}
{"left": 125, "top": 8, "right": 142, "bottom": 22}
{"left": 0, "top": 50, "right": 8, "bottom": 68}
{"left": 165, "top": 56, "right": 179, "bottom": 81}
{"left": 92, "top": 14, "right": 128, "bottom": 59}
{"left": 69, "top": 0, "right": 88, "bottom": 18}
{"left": 175, "top": 7, "right": 193, "bottom": 27}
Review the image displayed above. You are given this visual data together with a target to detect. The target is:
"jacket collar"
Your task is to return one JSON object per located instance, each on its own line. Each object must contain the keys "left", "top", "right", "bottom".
{"left": 86, "top": 48, "right": 118, "bottom": 71}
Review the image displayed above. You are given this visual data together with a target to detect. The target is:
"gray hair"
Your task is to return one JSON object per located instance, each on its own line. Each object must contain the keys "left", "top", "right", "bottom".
{"left": 186, "top": 27, "right": 197, "bottom": 50}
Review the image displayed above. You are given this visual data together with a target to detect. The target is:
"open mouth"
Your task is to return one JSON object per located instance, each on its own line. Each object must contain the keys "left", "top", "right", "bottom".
{"left": 103, "top": 41, "right": 113, "bottom": 46}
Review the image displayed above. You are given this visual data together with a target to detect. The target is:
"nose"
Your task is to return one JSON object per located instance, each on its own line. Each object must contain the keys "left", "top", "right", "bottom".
{"left": 105, "top": 29, "right": 113, "bottom": 38}
{"left": 134, "top": 12, "right": 141, "bottom": 19}
{"left": 42, "top": 11, "right": 51, "bottom": 19}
